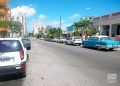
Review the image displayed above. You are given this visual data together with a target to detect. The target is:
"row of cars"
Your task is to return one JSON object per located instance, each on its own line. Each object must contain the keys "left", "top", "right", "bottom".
{"left": 43, "top": 35, "right": 120, "bottom": 50}
{"left": 0, "top": 37, "right": 31, "bottom": 81}
{"left": 44, "top": 37, "right": 82, "bottom": 45}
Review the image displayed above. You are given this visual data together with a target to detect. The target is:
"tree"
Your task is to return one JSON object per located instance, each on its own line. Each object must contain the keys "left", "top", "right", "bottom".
{"left": 0, "top": 20, "right": 23, "bottom": 37}
{"left": 73, "top": 19, "right": 93, "bottom": 36}
{"left": 46, "top": 27, "right": 62, "bottom": 38}
{"left": 10, "top": 21, "right": 22, "bottom": 35}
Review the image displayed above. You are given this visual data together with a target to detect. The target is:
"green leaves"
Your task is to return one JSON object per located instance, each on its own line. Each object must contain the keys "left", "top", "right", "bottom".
{"left": 10, "top": 21, "right": 22, "bottom": 33}
{"left": 73, "top": 19, "right": 97, "bottom": 36}
{"left": 46, "top": 27, "right": 62, "bottom": 38}
{"left": 0, "top": 20, "right": 10, "bottom": 28}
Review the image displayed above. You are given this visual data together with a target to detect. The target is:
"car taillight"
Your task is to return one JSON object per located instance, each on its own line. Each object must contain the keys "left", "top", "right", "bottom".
{"left": 20, "top": 65, "right": 26, "bottom": 69}
{"left": 20, "top": 50, "right": 24, "bottom": 60}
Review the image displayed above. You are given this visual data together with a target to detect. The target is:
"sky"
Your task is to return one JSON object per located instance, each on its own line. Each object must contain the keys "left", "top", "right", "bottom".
{"left": 9, "top": 0, "right": 120, "bottom": 32}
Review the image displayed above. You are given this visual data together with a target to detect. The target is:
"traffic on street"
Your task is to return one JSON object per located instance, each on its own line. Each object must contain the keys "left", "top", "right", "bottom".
{"left": 0, "top": 38, "right": 120, "bottom": 86}
{"left": 0, "top": 0, "right": 120, "bottom": 86}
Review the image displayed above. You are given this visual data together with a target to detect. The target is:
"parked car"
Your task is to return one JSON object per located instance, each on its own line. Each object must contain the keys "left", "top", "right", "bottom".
{"left": 0, "top": 38, "right": 30, "bottom": 81}
{"left": 40, "top": 37, "right": 44, "bottom": 40}
{"left": 65, "top": 37, "right": 82, "bottom": 45}
{"left": 52, "top": 38, "right": 59, "bottom": 42}
{"left": 57, "top": 37, "right": 66, "bottom": 43}
{"left": 82, "top": 35, "right": 120, "bottom": 50}
{"left": 44, "top": 38, "right": 52, "bottom": 41}
{"left": 22, "top": 38, "right": 31, "bottom": 50}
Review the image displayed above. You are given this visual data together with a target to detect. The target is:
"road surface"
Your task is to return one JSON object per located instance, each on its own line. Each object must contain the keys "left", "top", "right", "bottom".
{"left": 0, "top": 38, "right": 120, "bottom": 86}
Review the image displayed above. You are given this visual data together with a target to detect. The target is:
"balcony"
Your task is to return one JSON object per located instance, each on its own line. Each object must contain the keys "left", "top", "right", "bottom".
{"left": 0, "top": 0, "right": 10, "bottom": 4}
{"left": 0, "top": 28, "right": 10, "bottom": 32}
{"left": 0, "top": 0, "right": 5, "bottom": 4}
{"left": 5, "top": 5, "right": 10, "bottom": 10}
{"left": 5, "top": 12, "right": 9, "bottom": 16}
{"left": 0, "top": 17, "right": 5, "bottom": 21}
{"left": 0, "top": 8, "right": 6, "bottom": 14}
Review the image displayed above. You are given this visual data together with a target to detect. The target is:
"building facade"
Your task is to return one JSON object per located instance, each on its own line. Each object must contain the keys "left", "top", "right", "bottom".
{"left": 0, "top": 0, "right": 10, "bottom": 37}
{"left": 33, "top": 22, "right": 46, "bottom": 36}
{"left": 93, "top": 12, "right": 120, "bottom": 37}
{"left": 11, "top": 15, "right": 26, "bottom": 37}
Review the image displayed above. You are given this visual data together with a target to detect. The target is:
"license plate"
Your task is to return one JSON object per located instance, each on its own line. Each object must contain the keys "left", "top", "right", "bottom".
{"left": 0, "top": 57, "right": 14, "bottom": 63}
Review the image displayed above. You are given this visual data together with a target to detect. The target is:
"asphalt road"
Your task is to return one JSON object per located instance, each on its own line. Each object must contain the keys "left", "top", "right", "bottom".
{"left": 0, "top": 38, "right": 120, "bottom": 86}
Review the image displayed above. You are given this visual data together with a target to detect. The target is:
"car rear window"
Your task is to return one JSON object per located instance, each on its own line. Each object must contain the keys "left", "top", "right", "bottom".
{"left": 0, "top": 40, "right": 23, "bottom": 52}
{"left": 100, "top": 37, "right": 111, "bottom": 40}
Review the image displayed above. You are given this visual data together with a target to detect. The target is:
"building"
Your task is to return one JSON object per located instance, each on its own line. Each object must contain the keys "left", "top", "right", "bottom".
{"left": 93, "top": 12, "right": 120, "bottom": 37}
{"left": 0, "top": 0, "right": 10, "bottom": 37}
{"left": 33, "top": 22, "right": 46, "bottom": 36}
{"left": 11, "top": 15, "right": 26, "bottom": 37}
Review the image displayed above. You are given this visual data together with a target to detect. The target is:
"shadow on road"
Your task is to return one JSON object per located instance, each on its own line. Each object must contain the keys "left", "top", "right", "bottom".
{"left": 83, "top": 47, "right": 118, "bottom": 52}
{"left": 0, "top": 75, "right": 25, "bottom": 86}
{"left": 0, "top": 74, "right": 25, "bottom": 82}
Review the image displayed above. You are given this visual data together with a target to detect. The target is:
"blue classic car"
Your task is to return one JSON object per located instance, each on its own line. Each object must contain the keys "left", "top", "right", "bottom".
{"left": 82, "top": 35, "right": 120, "bottom": 50}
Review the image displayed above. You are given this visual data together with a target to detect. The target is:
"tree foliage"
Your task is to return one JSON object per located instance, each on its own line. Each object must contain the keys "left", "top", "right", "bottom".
{"left": 0, "top": 20, "right": 23, "bottom": 36}
{"left": 73, "top": 19, "right": 98, "bottom": 36}
{"left": 46, "top": 27, "right": 62, "bottom": 38}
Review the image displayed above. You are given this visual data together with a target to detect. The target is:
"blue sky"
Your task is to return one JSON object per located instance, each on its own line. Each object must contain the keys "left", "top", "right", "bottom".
{"left": 9, "top": 0, "right": 120, "bottom": 32}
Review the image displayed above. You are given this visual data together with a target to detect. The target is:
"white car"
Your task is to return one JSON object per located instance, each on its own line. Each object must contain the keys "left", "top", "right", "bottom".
{"left": 0, "top": 38, "right": 30, "bottom": 81}
{"left": 65, "top": 37, "right": 82, "bottom": 45}
{"left": 57, "top": 37, "right": 66, "bottom": 43}
{"left": 52, "top": 38, "right": 59, "bottom": 42}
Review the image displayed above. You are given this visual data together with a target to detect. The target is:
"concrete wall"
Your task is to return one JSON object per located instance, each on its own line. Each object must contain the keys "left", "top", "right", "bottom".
{"left": 93, "top": 16, "right": 120, "bottom": 26}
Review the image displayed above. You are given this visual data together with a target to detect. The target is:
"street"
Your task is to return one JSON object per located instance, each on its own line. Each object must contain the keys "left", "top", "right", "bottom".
{"left": 0, "top": 38, "right": 120, "bottom": 86}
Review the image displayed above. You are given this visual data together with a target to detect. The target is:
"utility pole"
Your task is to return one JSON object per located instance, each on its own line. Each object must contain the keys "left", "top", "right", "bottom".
{"left": 59, "top": 16, "right": 61, "bottom": 37}
{"left": 60, "top": 16, "right": 61, "bottom": 30}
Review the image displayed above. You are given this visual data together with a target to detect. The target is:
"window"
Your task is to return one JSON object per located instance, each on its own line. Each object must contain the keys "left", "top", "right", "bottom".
{"left": 88, "top": 37, "right": 99, "bottom": 40}
{"left": 100, "top": 37, "right": 111, "bottom": 40}
{"left": 0, "top": 40, "right": 23, "bottom": 52}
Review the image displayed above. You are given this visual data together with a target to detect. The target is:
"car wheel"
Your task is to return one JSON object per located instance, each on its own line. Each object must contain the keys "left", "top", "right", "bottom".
{"left": 82, "top": 43, "right": 86, "bottom": 48}
{"left": 79, "top": 43, "right": 81, "bottom": 46}
{"left": 97, "top": 46, "right": 101, "bottom": 50}
{"left": 109, "top": 48, "right": 114, "bottom": 51}
{"left": 27, "top": 54, "right": 29, "bottom": 62}
{"left": 19, "top": 71, "right": 26, "bottom": 79}
{"left": 65, "top": 42, "right": 68, "bottom": 45}
{"left": 71, "top": 42, "right": 75, "bottom": 46}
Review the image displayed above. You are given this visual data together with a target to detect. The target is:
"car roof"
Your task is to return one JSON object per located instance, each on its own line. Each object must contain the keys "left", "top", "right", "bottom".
{"left": 0, "top": 37, "right": 22, "bottom": 41}
{"left": 91, "top": 35, "right": 108, "bottom": 38}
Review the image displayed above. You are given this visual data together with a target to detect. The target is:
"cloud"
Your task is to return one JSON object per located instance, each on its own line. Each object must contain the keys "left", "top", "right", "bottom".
{"left": 69, "top": 13, "right": 81, "bottom": 20}
{"left": 39, "top": 14, "right": 47, "bottom": 21}
{"left": 86, "top": 7, "right": 91, "bottom": 10}
{"left": 11, "top": 5, "right": 36, "bottom": 17}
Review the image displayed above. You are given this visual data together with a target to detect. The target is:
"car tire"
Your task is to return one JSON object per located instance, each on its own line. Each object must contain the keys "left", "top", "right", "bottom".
{"left": 19, "top": 71, "right": 26, "bottom": 79}
{"left": 109, "top": 48, "right": 114, "bottom": 51}
{"left": 79, "top": 43, "right": 81, "bottom": 46}
{"left": 65, "top": 42, "right": 68, "bottom": 45}
{"left": 97, "top": 46, "right": 101, "bottom": 50}
{"left": 27, "top": 54, "right": 29, "bottom": 62}
{"left": 82, "top": 43, "right": 86, "bottom": 48}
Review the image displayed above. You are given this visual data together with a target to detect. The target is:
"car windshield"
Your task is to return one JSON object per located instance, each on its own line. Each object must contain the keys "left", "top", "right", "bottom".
{"left": 100, "top": 37, "right": 111, "bottom": 40}
{"left": 0, "top": 40, "right": 23, "bottom": 52}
